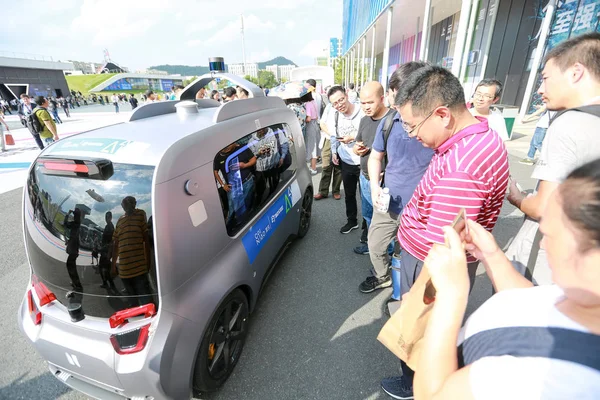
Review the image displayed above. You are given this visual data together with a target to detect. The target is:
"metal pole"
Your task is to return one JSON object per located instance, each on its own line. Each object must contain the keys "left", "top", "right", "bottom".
{"left": 370, "top": 25, "right": 376, "bottom": 81}
{"left": 519, "top": 0, "right": 557, "bottom": 119}
{"left": 478, "top": 0, "right": 500, "bottom": 82}
{"left": 356, "top": 41, "right": 360, "bottom": 85}
{"left": 362, "top": 36, "right": 367, "bottom": 86}
{"left": 413, "top": 17, "right": 420, "bottom": 61}
{"left": 459, "top": 0, "right": 480, "bottom": 83}
{"left": 345, "top": 55, "right": 349, "bottom": 87}
{"left": 381, "top": 6, "right": 394, "bottom": 91}
{"left": 419, "top": 0, "right": 433, "bottom": 61}
{"left": 241, "top": 15, "right": 247, "bottom": 76}
{"left": 350, "top": 48, "right": 355, "bottom": 86}
{"left": 452, "top": 0, "right": 474, "bottom": 76}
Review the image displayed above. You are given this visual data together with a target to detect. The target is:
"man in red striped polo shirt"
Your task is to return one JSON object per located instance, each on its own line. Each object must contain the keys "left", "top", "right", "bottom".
{"left": 379, "top": 66, "right": 509, "bottom": 399}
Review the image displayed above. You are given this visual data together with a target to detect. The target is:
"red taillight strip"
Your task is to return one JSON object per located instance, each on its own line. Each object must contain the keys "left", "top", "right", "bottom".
{"left": 110, "top": 324, "right": 150, "bottom": 355}
{"left": 42, "top": 161, "right": 89, "bottom": 174}
{"left": 32, "top": 275, "right": 57, "bottom": 307}
{"left": 27, "top": 290, "right": 42, "bottom": 325}
{"left": 109, "top": 303, "right": 156, "bottom": 329}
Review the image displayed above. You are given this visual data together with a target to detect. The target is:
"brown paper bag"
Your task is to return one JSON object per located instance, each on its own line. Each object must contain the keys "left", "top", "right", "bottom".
{"left": 377, "top": 265, "right": 434, "bottom": 370}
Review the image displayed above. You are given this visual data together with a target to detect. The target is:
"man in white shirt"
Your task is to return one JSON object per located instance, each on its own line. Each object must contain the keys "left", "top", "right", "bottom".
{"left": 327, "top": 86, "right": 365, "bottom": 234}
{"left": 469, "top": 79, "right": 509, "bottom": 141}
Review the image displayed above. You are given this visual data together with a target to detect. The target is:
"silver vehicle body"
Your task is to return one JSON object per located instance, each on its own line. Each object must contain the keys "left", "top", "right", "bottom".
{"left": 18, "top": 74, "right": 312, "bottom": 399}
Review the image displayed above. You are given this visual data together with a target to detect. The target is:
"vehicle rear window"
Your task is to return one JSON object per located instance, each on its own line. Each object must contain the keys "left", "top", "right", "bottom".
{"left": 24, "top": 161, "right": 158, "bottom": 318}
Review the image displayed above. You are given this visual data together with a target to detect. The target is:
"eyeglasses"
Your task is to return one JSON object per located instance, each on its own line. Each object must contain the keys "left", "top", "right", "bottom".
{"left": 402, "top": 105, "right": 447, "bottom": 136}
{"left": 331, "top": 97, "right": 347, "bottom": 107}
{"left": 473, "top": 92, "right": 495, "bottom": 101}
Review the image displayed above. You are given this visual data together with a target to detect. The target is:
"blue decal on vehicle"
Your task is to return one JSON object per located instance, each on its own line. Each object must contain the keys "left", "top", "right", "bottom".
{"left": 242, "top": 184, "right": 297, "bottom": 264}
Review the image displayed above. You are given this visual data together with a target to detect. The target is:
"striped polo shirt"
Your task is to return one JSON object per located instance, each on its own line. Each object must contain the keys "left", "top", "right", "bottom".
{"left": 398, "top": 117, "right": 509, "bottom": 262}
{"left": 114, "top": 209, "right": 149, "bottom": 279}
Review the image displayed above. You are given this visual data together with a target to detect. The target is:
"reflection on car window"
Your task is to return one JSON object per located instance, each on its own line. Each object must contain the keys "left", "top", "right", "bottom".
{"left": 213, "top": 123, "right": 296, "bottom": 235}
{"left": 25, "top": 163, "right": 158, "bottom": 317}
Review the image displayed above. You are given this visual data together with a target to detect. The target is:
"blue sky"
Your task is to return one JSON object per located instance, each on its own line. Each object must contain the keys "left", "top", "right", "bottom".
{"left": 1, "top": 0, "right": 342, "bottom": 70}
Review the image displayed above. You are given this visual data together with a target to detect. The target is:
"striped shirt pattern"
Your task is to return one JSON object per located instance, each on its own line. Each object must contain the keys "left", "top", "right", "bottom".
{"left": 114, "top": 209, "right": 148, "bottom": 279}
{"left": 398, "top": 118, "right": 509, "bottom": 262}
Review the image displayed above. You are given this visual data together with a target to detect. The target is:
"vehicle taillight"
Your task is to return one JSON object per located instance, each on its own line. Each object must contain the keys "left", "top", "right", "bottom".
{"left": 27, "top": 290, "right": 42, "bottom": 325}
{"left": 110, "top": 324, "right": 150, "bottom": 355}
{"left": 32, "top": 275, "right": 57, "bottom": 306}
{"left": 109, "top": 303, "right": 155, "bottom": 329}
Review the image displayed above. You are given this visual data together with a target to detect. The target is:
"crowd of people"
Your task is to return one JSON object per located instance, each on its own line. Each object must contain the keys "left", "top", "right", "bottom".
{"left": 304, "top": 32, "right": 600, "bottom": 399}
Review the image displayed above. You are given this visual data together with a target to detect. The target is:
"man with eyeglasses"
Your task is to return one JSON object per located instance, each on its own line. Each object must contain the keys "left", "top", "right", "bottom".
{"left": 468, "top": 79, "right": 509, "bottom": 141}
{"left": 325, "top": 86, "right": 364, "bottom": 234}
{"left": 379, "top": 66, "right": 509, "bottom": 400}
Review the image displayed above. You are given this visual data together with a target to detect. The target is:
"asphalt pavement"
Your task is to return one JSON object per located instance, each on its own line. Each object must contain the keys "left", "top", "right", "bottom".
{"left": 0, "top": 115, "right": 539, "bottom": 400}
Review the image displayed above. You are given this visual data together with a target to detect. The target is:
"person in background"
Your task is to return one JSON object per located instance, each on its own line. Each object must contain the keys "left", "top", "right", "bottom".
{"left": 379, "top": 66, "right": 509, "bottom": 399}
{"left": 210, "top": 90, "right": 221, "bottom": 102}
{"left": 314, "top": 100, "right": 343, "bottom": 201}
{"left": 351, "top": 81, "right": 395, "bottom": 255}
{"left": 18, "top": 94, "right": 44, "bottom": 150}
{"left": 223, "top": 87, "right": 237, "bottom": 103}
{"left": 64, "top": 208, "right": 83, "bottom": 290}
{"left": 59, "top": 96, "right": 71, "bottom": 117}
{"left": 33, "top": 96, "right": 59, "bottom": 145}
{"left": 0, "top": 113, "right": 10, "bottom": 152}
{"left": 145, "top": 89, "right": 156, "bottom": 103}
{"left": 304, "top": 87, "right": 320, "bottom": 175}
{"left": 236, "top": 87, "right": 249, "bottom": 99}
{"left": 195, "top": 87, "right": 206, "bottom": 100}
{"left": 347, "top": 82, "right": 359, "bottom": 104}
{"left": 174, "top": 84, "right": 185, "bottom": 99}
{"left": 48, "top": 97, "right": 62, "bottom": 124}
{"left": 129, "top": 94, "right": 138, "bottom": 110}
{"left": 506, "top": 32, "right": 600, "bottom": 285}
{"left": 327, "top": 86, "right": 365, "bottom": 234}
{"left": 414, "top": 158, "right": 600, "bottom": 400}
{"left": 519, "top": 103, "right": 556, "bottom": 165}
{"left": 111, "top": 93, "right": 119, "bottom": 113}
{"left": 468, "top": 79, "right": 509, "bottom": 141}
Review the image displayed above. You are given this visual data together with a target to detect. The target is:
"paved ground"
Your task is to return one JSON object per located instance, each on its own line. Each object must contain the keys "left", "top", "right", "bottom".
{"left": 0, "top": 110, "right": 539, "bottom": 400}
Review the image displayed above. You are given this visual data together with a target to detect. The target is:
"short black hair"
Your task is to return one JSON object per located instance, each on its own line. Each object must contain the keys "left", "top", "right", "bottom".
{"left": 545, "top": 32, "right": 600, "bottom": 81}
{"left": 237, "top": 87, "right": 249, "bottom": 96}
{"left": 475, "top": 78, "right": 503, "bottom": 99}
{"left": 20, "top": 94, "right": 29, "bottom": 99}
{"left": 34, "top": 95, "right": 46, "bottom": 105}
{"left": 224, "top": 87, "right": 237, "bottom": 98}
{"left": 145, "top": 89, "right": 154, "bottom": 96}
{"left": 174, "top": 84, "right": 185, "bottom": 90}
{"left": 395, "top": 66, "right": 466, "bottom": 116}
{"left": 306, "top": 79, "right": 317, "bottom": 88}
{"left": 327, "top": 85, "right": 345, "bottom": 99}
{"left": 388, "top": 61, "right": 428, "bottom": 93}
{"left": 348, "top": 83, "right": 355, "bottom": 90}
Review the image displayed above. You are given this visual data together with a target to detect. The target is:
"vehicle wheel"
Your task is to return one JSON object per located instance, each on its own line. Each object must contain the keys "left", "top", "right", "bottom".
{"left": 297, "top": 187, "right": 313, "bottom": 238}
{"left": 193, "top": 289, "right": 249, "bottom": 393}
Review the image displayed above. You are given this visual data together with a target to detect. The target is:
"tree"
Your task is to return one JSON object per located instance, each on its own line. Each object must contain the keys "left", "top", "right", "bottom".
{"left": 243, "top": 75, "right": 259, "bottom": 85}
{"left": 280, "top": 77, "right": 288, "bottom": 84}
{"left": 334, "top": 57, "right": 344, "bottom": 85}
{"left": 258, "top": 70, "right": 278, "bottom": 88}
{"left": 183, "top": 76, "right": 197, "bottom": 86}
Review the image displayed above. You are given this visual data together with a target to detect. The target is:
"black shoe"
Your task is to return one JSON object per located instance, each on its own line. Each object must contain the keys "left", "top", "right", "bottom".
{"left": 381, "top": 376, "right": 413, "bottom": 399}
{"left": 359, "top": 275, "right": 392, "bottom": 293}
{"left": 340, "top": 221, "right": 359, "bottom": 234}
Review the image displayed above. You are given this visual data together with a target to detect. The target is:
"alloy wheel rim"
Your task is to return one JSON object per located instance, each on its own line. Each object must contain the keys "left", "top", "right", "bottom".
{"left": 207, "top": 300, "right": 247, "bottom": 379}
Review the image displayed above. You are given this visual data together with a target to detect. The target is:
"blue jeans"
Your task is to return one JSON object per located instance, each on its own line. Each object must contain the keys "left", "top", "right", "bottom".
{"left": 527, "top": 127, "right": 547, "bottom": 159}
{"left": 44, "top": 137, "right": 55, "bottom": 145}
{"left": 359, "top": 173, "right": 373, "bottom": 227}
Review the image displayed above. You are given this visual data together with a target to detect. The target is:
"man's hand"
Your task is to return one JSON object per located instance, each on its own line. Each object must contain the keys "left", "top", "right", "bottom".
{"left": 371, "top": 186, "right": 383, "bottom": 209}
{"left": 338, "top": 136, "right": 354, "bottom": 144}
{"left": 506, "top": 178, "right": 526, "bottom": 208}
{"left": 425, "top": 227, "right": 469, "bottom": 299}
{"left": 353, "top": 141, "right": 369, "bottom": 156}
{"left": 223, "top": 184, "right": 232, "bottom": 192}
{"left": 332, "top": 153, "right": 339, "bottom": 166}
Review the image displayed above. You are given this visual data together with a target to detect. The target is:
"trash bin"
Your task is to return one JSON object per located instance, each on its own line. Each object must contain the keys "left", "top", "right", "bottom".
{"left": 493, "top": 104, "right": 519, "bottom": 141}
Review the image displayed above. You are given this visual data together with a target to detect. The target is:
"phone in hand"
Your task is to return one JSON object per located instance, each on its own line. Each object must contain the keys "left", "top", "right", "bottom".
{"left": 423, "top": 208, "right": 468, "bottom": 305}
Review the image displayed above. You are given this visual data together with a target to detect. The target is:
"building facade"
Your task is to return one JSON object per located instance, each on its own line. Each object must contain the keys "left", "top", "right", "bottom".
{"left": 341, "top": 0, "right": 600, "bottom": 115}
{"left": 0, "top": 56, "right": 73, "bottom": 101}
{"left": 227, "top": 63, "right": 258, "bottom": 78}
{"left": 266, "top": 65, "right": 279, "bottom": 80}
{"left": 277, "top": 65, "right": 295, "bottom": 82}
{"left": 88, "top": 73, "right": 184, "bottom": 93}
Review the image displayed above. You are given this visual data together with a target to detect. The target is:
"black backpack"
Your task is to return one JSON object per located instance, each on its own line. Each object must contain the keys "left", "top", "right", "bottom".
{"left": 27, "top": 108, "right": 44, "bottom": 134}
{"left": 380, "top": 110, "right": 398, "bottom": 186}
{"left": 550, "top": 104, "right": 600, "bottom": 125}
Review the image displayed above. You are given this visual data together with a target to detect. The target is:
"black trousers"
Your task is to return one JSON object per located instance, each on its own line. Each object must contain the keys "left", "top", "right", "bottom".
{"left": 66, "top": 254, "right": 82, "bottom": 289}
{"left": 121, "top": 274, "right": 153, "bottom": 307}
{"left": 340, "top": 160, "right": 360, "bottom": 224}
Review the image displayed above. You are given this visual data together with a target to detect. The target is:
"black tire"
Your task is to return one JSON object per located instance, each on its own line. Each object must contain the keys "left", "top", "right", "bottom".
{"left": 297, "top": 187, "right": 313, "bottom": 238}
{"left": 193, "top": 289, "right": 249, "bottom": 393}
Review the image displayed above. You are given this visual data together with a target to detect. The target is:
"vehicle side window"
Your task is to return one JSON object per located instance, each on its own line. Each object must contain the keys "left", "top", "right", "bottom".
{"left": 213, "top": 123, "right": 296, "bottom": 235}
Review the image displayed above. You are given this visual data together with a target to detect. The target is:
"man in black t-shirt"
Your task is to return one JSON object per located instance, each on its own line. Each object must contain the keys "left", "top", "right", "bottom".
{"left": 352, "top": 82, "right": 394, "bottom": 255}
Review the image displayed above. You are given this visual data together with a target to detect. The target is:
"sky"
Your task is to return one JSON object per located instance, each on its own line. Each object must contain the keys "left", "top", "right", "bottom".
{"left": 1, "top": 0, "right": 342, "bottom": 71}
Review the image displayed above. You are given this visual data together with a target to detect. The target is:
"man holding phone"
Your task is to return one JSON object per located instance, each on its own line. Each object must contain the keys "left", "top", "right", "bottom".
{"left": 326, "top": 86, "right": 364, "bottom": 234}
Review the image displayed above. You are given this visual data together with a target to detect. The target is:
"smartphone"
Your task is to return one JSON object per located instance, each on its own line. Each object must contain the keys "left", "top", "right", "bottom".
{"left": 423, "top": 208, "right": 468, "bottom": 305}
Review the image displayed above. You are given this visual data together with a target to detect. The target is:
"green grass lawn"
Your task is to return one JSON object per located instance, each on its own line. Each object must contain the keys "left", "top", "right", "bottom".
{"left": 65, "top": 74, "right": 117, "bottom": 96}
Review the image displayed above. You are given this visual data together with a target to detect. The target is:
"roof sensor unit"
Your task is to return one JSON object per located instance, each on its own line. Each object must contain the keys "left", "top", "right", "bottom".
{"left": 209, "top": 57, "right": 225, "bottom": 73}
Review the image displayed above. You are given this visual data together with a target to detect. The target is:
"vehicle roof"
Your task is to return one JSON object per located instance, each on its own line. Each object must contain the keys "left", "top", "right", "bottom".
{"left": 41, "top": 106, "right": 217, "bottom": 166}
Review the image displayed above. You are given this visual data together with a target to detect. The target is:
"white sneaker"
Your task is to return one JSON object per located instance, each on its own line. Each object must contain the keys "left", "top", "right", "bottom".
{"left": 309, "top": 168, "right": 318, "bottom": 175}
